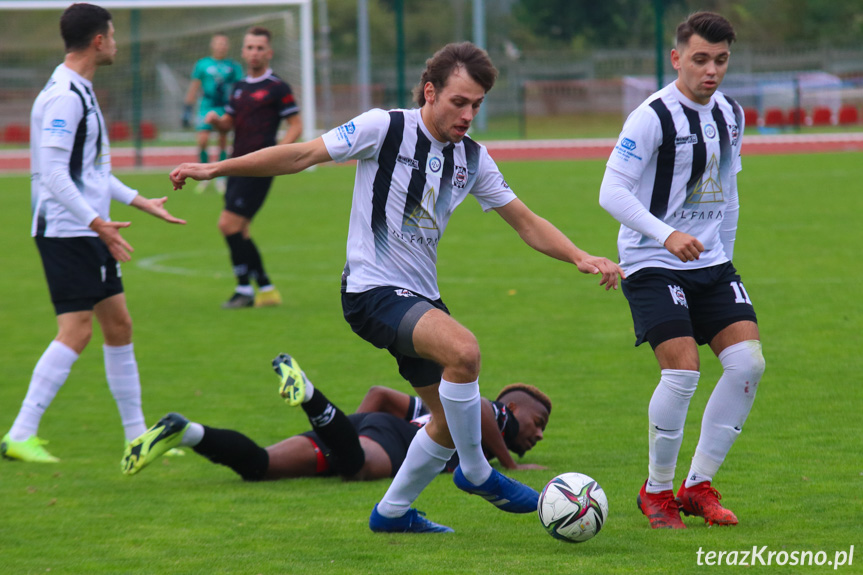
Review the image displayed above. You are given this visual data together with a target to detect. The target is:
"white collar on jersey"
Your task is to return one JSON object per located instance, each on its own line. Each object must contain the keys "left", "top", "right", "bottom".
{"left": 244, "top": 68, "right": 274, "bottom": 84}
{"left": 60, "top": 63, "right": 94, "bottom": 89}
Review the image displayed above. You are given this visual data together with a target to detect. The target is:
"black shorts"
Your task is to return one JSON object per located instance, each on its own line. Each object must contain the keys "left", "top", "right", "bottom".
{"left": 622, "top": 262, "right": 757, "bottom": 348}
{"left": 342, "top": 286, "right": 449, "bottom": 388}
{"left": 35, "top": 236, "right": 124, "bottom": 315}
{"left": 224, "top": 176, "right": 274, "bottom": 219}
{"left": 300, "top": 413, "right": 420, "bottom": 478}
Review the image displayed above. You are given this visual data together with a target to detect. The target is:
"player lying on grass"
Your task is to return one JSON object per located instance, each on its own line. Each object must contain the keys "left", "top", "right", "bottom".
{"left": 121, "top": 354, "right": 550, "bottom": 481}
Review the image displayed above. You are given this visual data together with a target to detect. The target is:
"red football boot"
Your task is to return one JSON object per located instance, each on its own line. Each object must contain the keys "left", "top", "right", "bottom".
{"left": 676, "top": 481, "right": 738, "bottom": 526}
{"left": 637, "top": 482, "right": 686, "bottom": 529}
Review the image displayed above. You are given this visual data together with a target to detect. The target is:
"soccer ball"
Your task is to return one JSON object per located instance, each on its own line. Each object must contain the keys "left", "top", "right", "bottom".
{"left": 538, "top": 472, "right": 609, "bottom": 543}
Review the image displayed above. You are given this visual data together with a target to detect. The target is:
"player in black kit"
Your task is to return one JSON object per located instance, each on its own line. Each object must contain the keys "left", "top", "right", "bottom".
{"left": 204, "top": 26, "right": 302, "bottom": 309}
{"left": 122, "top": 354, "right": 551, "bottom": 482}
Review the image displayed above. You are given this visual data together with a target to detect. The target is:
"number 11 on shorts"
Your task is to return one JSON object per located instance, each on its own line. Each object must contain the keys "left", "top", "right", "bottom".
{"left": 730, "top": 281, "right": 752, "bottom": 305}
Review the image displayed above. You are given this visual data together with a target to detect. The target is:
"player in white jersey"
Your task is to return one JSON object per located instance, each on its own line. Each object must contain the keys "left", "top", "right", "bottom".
{"left": 1, "top": 3, "right": 185, "bottom": 464}
{"left": 170, "top": 42, "right": 623, "bottom": 533}
{"left": 598, "top": 12, "right": 765, "bottom": 528}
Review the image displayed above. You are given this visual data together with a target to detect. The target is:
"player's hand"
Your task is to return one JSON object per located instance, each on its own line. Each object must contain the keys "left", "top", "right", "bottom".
{"left": 90, "top": 217, "right": 133, "bottom": 262}
{"left": 135, "top": 196, "right": 187, "bottom": 225}
{"left": 664, "top": 231, "right": 704, "bottom": 262}
{"left": 170, "top": 163, "right": 214, "bottom": 190}
{"left": 576, "top": 255, "right": 625, "bottom": 291}
{"left": 182, "top": 104, "right": 192, "bottom": 129}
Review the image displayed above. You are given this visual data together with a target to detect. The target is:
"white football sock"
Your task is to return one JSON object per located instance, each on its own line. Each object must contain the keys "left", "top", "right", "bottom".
{"left": 104, "top": 344, "right": 147, "bottom": 441}
{"left": 646, "top": 369, "right": 700, "bottom": 493}
{"left": 181, "top": 422, "right": 205, "bottom": 447}
{"left": 686, "top": 340, "right": 765, "bottom": 487}
{"left": 301, "top": 376, "right": 315, "bottom": 404}
{"left": 439, "top": 378, "right": 491, "bottom": 485}
{"left": 9, "top": 341, "right": 79, "bottom": 441}
{"left": 376, "top": 427, "right": 454, "bottom": 518}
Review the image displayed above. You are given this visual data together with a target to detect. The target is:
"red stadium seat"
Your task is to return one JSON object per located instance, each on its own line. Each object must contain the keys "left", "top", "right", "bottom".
{"left": 786, "top": 107, "right": 806, "bottom": 126}
{"left": 838, "top": 105, "right": 859, "bottom": 126}
{"left": 109, "top": 121, "right": 130, "bottom": 141}
{"left": 3, "top": 123, "right": 30, "bottom": 143}
{"left": 139, "top": 121, "right": 157, "bottom": 140}
{"left": 811, "top": 107, "right": 832, "bottom": 126}
{"left": 763, "top": 108, "right": 784, "bottom": 127}
{"left": 743, "top": 107, "right": 758, "bottom": 128}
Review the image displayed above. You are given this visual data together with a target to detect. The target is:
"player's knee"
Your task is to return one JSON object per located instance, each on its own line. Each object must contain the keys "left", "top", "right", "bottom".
{"left": 720, "top": 340, "right": 765, "bottom": 382}
{"left": 102, "top": 316, "right": 133, "bottom": 346}
{"left": 448, "top": 337, "right": 481, "bottom": 380}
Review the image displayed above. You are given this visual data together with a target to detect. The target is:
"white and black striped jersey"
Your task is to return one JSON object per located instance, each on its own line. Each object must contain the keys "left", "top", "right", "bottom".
{"left": 30, "top": 64, "right": 137, "bottom": 238}
{"left": 322, "top": 108, "right": 517, "bottom": 299}
{"left": 605, "top": 82, "right": 744, "bottom": 274}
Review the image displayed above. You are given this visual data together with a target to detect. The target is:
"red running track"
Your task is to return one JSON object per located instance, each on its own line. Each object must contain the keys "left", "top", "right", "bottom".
{"left": 2, "top": 133, "right": 862, "bottom": 172}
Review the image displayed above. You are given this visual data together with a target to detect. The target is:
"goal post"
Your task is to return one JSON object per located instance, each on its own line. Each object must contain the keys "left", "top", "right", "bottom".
{"left": 0, "top": 0, "right": 316, "bottom": 154}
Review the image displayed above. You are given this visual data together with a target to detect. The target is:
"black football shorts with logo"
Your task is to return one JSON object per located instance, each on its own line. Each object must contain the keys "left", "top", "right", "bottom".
{"left": 622, "top": 262, "right": 757, "bottom": 348}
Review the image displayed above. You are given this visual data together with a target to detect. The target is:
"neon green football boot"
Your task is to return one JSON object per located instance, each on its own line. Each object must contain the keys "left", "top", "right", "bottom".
{"left": 272, "top": 353, "right": 308, "bottom": 406}
{"left": 1, "top": 433, "right": 60, "bottom": 463}
{"left": 121, "top": 413, "right": 189, "bottom": 475}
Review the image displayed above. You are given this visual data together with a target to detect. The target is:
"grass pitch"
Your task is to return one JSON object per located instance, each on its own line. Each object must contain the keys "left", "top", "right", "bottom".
{"left": 1, "top": 153, "right": 861, "bottom": 574}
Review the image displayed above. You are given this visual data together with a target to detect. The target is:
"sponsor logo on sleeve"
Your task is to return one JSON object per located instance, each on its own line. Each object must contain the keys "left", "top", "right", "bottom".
{"left": 45, "top": 118, "right": 71, "bottom": 136}
{"left": 614, "top": 137, "right": 642, "bottom": 162}
{"left": 337, "top": 121, "right": 357, "bottom": 147}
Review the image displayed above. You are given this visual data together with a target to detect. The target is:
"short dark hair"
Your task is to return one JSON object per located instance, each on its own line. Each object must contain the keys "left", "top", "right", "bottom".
{"left": 60, "top": 3, "right": 112, "bottom": 52}
{"left": 676, "top": 12, "right": 736, "bottom": 47}
{"left": 414, "top": 42, "right": 498, "bottom": 107}
{"left": 246, "top": 26, "right": 272, "bottom": 43}
{"left": 497, "top": 383, "right": 552, "bottom": 416}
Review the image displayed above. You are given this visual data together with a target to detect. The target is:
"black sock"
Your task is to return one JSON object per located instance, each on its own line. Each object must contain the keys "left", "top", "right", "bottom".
{"left": 244, "top": 237, "right": 271, "bottom": 288}
{"left": 225, "top": 232, "right": 251, "bottom": 287}
{"left": 302, "top": 389, "right": 365, "bottom": 477}
{"left": 193, "top": 426, "right": 269, "bottom": 481}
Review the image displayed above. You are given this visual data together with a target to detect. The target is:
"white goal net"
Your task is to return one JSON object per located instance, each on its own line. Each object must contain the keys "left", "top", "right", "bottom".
{"left": 0, "top": 1, "right": 315, "bottom": 146}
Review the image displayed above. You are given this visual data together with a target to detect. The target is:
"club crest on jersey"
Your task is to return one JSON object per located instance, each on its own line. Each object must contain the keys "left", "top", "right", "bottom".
{"left": 394, "top": 289, "right": 417, "bottom": 298}
{"left": 703, "top": 123, "right": 717, "bottom": 139}
{"left": 668, "top": 285, "right": 688, "bottom": 308}
{"left": 453, "top": 165, "right": 467, "bottom": 188}
{"left": 730, "top": 124, "right": 739, "bottom": 145}
{"left": 427, "top": 155, "right": 443, "bottom": 174}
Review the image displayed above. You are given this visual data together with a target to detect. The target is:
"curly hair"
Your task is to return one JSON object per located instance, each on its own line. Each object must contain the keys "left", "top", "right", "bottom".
{"left": 496, "top": 383, "right": 552, "bottom": 415}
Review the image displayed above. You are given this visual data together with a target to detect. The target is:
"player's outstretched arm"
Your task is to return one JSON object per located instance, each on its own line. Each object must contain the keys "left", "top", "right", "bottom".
{"left": 130, "top": 195, "right": 187, "bottom": 225}
{"left": 170, "top": 138, "right": 332, "bottom": 190}
{"left": 495, "top": 199, "right": 625, "bottom": 290}
{"left": 355, "top": 386, "right": 414, "bottom": 417}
